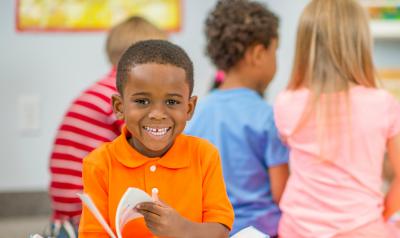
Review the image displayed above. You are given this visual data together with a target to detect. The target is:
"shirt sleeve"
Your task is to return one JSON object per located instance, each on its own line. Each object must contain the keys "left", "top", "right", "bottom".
{"left": 78, "top": 152, "right": 110, "bottom": 238}
{"left": 264, "top": 113, "right": 289, "bottom": 167}
{"left": 387, "top": 94, "right": 400, "bottom": 138}
{"left": 201, "top": 145, "right": 234, "bottom": 230}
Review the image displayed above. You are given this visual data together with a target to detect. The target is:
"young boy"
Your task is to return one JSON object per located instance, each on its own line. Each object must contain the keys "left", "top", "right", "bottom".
{"left": 48, "top": 16, "right": 167, "bottom": 234}
{"left": 78, "top": 40, "right": 234, "bottom": 238}
{"left": 185, "top": 0, "right": 289, "bottom": 236}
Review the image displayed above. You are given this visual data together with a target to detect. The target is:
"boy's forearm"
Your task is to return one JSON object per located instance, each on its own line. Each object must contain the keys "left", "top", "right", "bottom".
{"left": 384, "top": 177, "right": 400, "bottom": 220}
{"left": 179, "top": 220, "right": 229, "bottom": 238}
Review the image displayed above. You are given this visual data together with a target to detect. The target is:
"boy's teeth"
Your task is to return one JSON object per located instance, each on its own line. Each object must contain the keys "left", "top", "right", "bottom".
{"left": 144, "top": 126, "right": 169, "bottom": 136}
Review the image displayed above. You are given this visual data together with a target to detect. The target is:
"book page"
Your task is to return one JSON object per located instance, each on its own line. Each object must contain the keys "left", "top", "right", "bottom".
{"left": 115, "top": 187, "right": 153, "bottom": 238}
{"left": 77, "top": 193, "right": 117, "bottom": 238}
{"left": 231, "top": 226, "right": 270, "bottom": 238}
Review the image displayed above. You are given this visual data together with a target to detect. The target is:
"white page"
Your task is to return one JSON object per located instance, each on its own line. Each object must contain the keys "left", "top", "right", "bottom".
{"left": 231, "top": 226, "right": 270, "bottom": 238}
{"left": 77, "top": 193, "right": 117, "bottom": 238}
{"left": 115, "top": 187, "right": 153, "bottom": 238}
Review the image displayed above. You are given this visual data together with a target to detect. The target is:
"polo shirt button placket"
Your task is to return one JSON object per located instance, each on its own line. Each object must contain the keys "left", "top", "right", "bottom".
{"left": 146, "top": 164, "right": 158, "bottom": 199}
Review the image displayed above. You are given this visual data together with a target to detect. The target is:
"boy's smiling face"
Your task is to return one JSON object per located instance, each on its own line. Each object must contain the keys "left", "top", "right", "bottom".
{"left": 113, "top": 63, "right": 197, "bottom": 158}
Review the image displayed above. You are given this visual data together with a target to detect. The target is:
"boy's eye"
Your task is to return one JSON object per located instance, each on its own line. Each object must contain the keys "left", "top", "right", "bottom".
{"left": 134, "top": 99, "right": 150, "bottom": 105}
{"left": 166, "top": 99, "right": 180, "bottom": 105}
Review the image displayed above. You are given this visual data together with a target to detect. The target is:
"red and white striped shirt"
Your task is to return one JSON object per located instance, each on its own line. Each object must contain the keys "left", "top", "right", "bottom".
{"left": 49, "top": 68, "right": 123, "bottom": 221}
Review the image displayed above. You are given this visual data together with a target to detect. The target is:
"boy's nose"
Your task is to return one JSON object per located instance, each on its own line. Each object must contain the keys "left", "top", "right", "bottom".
{"left": 148, "top": 105, "right": 167, "bottom": 120}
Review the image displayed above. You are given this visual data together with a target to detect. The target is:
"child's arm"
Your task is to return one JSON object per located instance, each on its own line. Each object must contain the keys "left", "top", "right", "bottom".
{"left": 266, "top": 116, "right": 290, "bottom": 205}
{"left": 383, "top": 156, "right": 395, "bottom": 184}
{"left": 269, "top": 163, "right": 289, "bottom": 204}
{"left": 136, "top": 201, "right": 229, "bottom": 238}
{"left": 384, "top": 133, "right": 400, "bottom": 220}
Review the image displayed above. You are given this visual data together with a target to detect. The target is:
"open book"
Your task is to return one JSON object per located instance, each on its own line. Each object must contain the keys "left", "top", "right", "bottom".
{"left": 231, "top": 226, "right": 270, "bottom": 238}
{"left": 77, "top": 187, "right": 153, "bottom": 238}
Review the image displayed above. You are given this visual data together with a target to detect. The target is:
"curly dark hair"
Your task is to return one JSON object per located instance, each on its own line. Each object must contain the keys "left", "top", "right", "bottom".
{"left": 205, "top": 0, "right": 279, "bottom": 71}
{"left": 116, "top": 40, "right": 194, "bottom": 96}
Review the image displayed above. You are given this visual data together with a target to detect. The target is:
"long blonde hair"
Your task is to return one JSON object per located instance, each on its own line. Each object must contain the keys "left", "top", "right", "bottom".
{"left": 288, "top": 0, "right": 377, "bottom": 159}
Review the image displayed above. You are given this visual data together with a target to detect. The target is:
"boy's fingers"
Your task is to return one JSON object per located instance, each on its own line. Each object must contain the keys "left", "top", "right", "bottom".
{"left": 152, "top": 188, "right": 159, "bottom": 202}
{"left": 155, "top": 198, "right": 168, "bottom": 206}
{"left": 136, "top": 202, "right": 163, "bottom": 215}
{"left": 150, "top": 188, "right": 169, "bottom": 207}
{"left": 150, "top": 188, "right": 168, "bottom": 207}
{"left": 139, "top": 209, "right": 160, "bottom": 222}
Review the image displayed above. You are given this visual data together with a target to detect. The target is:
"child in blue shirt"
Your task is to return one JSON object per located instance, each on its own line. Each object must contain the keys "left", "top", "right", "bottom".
{"left": 185, "top": 0, "right": 289, "bottom": 236}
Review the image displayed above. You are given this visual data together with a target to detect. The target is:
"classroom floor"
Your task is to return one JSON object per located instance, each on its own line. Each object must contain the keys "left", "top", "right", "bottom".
{"left": 0, "top": 215, "right": 50, "bottom": 238}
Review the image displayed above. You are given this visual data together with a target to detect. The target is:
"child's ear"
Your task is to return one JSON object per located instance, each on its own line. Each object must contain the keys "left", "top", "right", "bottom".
{"left": 187, "top": 96, "right": 198, "bottom": 120}
{"left": 244, "top": 44, "right": 264, "bottom": 66}
{"left": 112, "top": 94, "right": 124, "bottom": 120}
{"left": 252, "top": 44, "right": 266, "bottom": 66}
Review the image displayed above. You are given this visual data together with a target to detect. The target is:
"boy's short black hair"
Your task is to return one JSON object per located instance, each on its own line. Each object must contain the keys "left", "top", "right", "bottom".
{"left": 116, "top": 40, "right": 194, "bottom": 96}
{"left": 205, "top": 0, "right": 279, "bottom": 71}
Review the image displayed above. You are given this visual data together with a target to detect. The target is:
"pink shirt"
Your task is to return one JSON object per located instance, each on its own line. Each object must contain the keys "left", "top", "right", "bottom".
{"left": 274, "top": 86, "right": 400, "bottom": 237}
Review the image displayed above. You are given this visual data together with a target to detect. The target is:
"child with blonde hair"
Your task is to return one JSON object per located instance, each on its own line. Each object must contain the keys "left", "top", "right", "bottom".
{"left": 274, "top": 0, "right": 400, "bottom": 237}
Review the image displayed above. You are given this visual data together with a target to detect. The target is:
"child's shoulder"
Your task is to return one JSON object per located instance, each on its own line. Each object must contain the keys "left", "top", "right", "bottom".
{"left": 181, "top": 134, "right": 218, "bottom": 152}
{"left": 179, "top": 134, "right": 222, "bottom": 168}
{"left": 77, "top": 70, "right": 117, "bottom": 99}
{"left": 276, "top": 88, "right": 308, "bottom": 101}
{"left": 83, "top": 141, "right": 114, "bottom": 167}
{"left": 179, "top": 134, "right": 220, "bottom": 162}
{"left": 351, "top": 86, "right": 397, "bottom": 104}
{"left": 274, "top": 89, "right": 309, "bottom": 112}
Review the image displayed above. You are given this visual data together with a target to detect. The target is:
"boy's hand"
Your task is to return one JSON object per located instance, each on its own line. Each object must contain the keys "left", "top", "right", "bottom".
{"left": 136, "top": 200, "right": 188, "bottom": 237}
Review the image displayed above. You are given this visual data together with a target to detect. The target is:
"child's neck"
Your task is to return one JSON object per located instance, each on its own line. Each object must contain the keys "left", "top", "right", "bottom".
{"left": 219, "top": 69, "right": 262, "bottom": 94}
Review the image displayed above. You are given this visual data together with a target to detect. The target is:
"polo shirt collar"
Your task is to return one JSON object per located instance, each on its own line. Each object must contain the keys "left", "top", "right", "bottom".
{"left": 113, "top": 126, "right": 190, "bottom": 169}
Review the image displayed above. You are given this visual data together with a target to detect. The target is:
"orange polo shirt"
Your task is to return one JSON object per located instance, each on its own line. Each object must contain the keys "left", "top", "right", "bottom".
{"left": 78, "top": 126, "right": 234, "bottom": 238}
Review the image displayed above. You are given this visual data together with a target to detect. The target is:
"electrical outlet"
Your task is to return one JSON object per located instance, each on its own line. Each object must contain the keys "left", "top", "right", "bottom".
{"left": 17, "top": 94, "right": 40, "bottom": 134}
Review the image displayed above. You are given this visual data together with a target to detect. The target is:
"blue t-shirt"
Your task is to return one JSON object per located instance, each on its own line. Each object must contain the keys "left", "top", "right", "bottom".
{"left": 185, "top": 88, "right": 288, "bottom": 236}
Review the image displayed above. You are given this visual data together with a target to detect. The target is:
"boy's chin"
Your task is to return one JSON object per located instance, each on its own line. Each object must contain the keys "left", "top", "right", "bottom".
{"left": 143, "top": 143, "right": 172, "bottom": 157}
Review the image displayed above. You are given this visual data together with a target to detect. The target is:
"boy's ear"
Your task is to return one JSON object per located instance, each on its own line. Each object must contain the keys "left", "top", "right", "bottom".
{"left": 112, "top": 94, "right": 124, "bottom": 120}
{"left": 187, "top": 96, "right": 198, "bottom": 120}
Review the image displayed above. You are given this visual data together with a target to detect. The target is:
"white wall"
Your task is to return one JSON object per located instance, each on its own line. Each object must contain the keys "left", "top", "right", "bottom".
{"left": 1, "top": 1, "right": 111, "bottom": 191}
{"left": 264, "top": 1, "right": 308, "bottom": 101}
{"left": 374, "top": 39, "right": 400, "bottom": 68}
{"left": 0, "top": 0, "right": 399, "bottom": 191}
